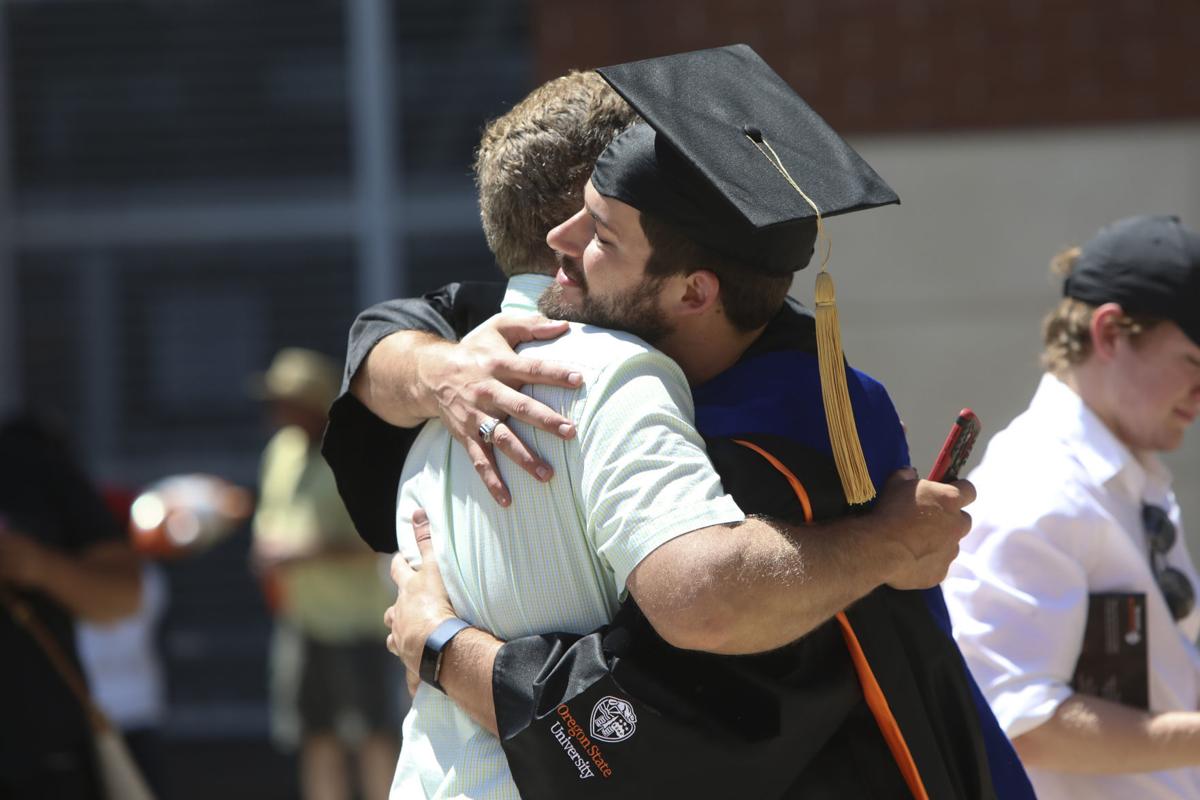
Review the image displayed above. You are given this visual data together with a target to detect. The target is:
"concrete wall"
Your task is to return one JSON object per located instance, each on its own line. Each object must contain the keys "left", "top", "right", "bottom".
{"left": 810, "top": 121, "right": 1200, "bottom": 543}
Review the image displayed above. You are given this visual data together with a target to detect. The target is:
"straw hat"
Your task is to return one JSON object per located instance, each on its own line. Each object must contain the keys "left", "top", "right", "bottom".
{"left": 249, "top": 348, "right": 341, "bottom": 415}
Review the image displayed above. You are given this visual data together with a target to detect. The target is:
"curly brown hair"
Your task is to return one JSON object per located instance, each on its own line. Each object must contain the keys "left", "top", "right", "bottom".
{"left": 474, "top": 71, "right": 639, "bottom": 276}
{"left": 1041, "top": 246, "right": 1161, "bottom": 375}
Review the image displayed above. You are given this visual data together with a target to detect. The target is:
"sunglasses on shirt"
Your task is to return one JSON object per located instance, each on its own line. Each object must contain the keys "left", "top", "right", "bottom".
{"left": 1143, "top": 503, "right": 1196, "bottom": 621}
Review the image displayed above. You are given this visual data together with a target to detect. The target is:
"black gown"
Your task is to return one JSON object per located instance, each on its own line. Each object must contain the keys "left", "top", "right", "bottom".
{"left": 322, "top": 282, "right": 1012, "bottom": 799}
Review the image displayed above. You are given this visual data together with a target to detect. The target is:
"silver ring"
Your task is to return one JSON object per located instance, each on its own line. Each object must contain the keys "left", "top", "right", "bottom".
{"left": 478, "top": 417, "right": 501, "bottom": 444}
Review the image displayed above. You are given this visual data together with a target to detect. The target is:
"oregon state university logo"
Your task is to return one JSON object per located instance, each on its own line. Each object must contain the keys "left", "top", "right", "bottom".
{"left": 590, "top": 696, "right": 637, "bottom": 743}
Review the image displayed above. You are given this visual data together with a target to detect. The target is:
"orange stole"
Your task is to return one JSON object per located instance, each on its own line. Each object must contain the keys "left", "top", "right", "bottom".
{"left": 732, "top": 438, "right": 930, "bottom": 800}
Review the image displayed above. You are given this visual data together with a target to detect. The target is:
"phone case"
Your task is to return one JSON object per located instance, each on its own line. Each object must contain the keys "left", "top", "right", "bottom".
{"left": 929, "top": 409, "right": 981, "bottom": 482}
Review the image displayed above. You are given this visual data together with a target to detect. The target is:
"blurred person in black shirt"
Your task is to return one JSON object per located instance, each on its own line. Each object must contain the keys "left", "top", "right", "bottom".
{"left": 0, "top": 413, "right": 140, "bottom": 799}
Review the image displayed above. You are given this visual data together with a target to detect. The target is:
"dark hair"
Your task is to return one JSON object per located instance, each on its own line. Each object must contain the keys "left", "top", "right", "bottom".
{"left": 639, "top": 211, "right": 792, "bottom": 332}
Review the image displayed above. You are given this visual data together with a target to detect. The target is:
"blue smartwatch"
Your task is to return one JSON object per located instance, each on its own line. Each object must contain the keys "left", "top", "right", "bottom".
{"left": 419, "top": 617, "right": 472, "bottom": 692}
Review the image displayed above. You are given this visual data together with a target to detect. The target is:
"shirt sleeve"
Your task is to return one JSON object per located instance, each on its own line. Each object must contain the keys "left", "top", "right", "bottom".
{"left": 576, "top": 350, "right": 745, "bottom": 593}
{"left": 321, "top": 281, "right": 505, "bottom": 553}
{"left": 337, "top": 281, "right": 508, "bottom": 393}
{"left": 945, "top": 508, "right": 1097, "bottom": 738}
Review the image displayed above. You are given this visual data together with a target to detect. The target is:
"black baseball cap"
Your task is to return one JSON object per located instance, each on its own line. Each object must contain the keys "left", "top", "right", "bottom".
{"left": 1065, "top": 215, "right": 1200, "bottom": 346}
{"left": 591, "top": 44, "right": 898, "bottom": 275}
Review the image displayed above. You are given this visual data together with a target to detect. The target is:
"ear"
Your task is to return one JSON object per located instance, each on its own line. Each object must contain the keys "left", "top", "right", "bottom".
{"left": 668, "top": 270, "right": 721, "bottom": 318}
{"left": 1089, "top": 302, "right": 1127, "bottom": 362}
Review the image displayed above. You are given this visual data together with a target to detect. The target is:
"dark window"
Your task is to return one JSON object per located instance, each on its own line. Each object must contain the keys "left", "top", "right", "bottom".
{"left": 8, "top": 0, "right": 351, "bottom": 194}
{"left": 396, "top": 0, "right": 532, "bottom": 179}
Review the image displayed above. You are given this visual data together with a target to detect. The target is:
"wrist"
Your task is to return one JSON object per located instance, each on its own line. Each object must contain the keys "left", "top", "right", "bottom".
{"left": 419, "top": 617, "right": 472, "bottom": 692}
{"left": 355, "top": 331, "right": 444, "bottom": 427}
{"left": 411, "top": 337, "right": 456, "bottom": 420}
{"left": 836, "top": 515, "right": 897, "bottom": 590}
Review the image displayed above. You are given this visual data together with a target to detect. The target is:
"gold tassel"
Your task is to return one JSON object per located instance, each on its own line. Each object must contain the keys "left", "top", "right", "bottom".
{"left": 815, "top": 269, "right": 876, "bottom": 504}
{"left": 746, "top": 130, "right": 877, "bottom": 505}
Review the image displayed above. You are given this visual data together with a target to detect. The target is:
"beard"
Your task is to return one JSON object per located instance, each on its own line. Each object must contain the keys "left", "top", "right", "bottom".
{"left": 539, "top": 254, "right": 674, "bottom": 345}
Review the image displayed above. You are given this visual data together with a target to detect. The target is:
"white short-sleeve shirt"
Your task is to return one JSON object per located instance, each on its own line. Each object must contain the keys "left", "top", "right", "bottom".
{"left": 390, "top": 274, "right": 745, "bottom": 799}
{"left": 945, "top": 373, "right": 1200, "bottom": 800}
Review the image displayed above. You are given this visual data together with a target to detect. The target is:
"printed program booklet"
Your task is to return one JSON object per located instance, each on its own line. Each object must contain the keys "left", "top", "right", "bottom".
{"left": 1071, "top": 592, "right": 1148, "bottom": 710}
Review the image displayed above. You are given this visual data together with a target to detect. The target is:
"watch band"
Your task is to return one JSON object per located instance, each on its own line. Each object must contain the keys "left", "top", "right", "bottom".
{"left": 419, "top": 617, "right": 472, "bottom": 692}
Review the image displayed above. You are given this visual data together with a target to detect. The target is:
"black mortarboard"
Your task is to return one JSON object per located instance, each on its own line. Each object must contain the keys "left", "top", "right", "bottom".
{"left": 1065, "top": 214, "right": 1200, "bottom": 346}
{"left": 592, "top": 43, "right": 898, "bottom": 275}
{"left": 592, "top": 44, "right": 898, "bottom": 505}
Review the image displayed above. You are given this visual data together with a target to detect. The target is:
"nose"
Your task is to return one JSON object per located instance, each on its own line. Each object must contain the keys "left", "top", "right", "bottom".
{"left": 546, "top": 205, "right": 591, "bottom": 259}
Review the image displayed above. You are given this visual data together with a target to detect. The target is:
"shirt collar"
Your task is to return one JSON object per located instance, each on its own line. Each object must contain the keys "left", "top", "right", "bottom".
{"left": 1032, "top": 372, "right": 1172, "bottom": 500}
{"left": 500, "top": 274, "right": 554, "bottom": 315}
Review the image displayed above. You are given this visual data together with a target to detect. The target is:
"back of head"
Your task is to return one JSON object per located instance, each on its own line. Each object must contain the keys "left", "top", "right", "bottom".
{"left": 474, "top": 71, "right": 639, "bottom": 276}
{"left": 1042, "top": 215, "right": 1200, "bottom": 376}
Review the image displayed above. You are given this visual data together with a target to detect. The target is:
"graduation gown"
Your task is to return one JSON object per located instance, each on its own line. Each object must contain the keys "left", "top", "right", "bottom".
{"left": 321, "top": 282, "right": 1034, "bottom": 799}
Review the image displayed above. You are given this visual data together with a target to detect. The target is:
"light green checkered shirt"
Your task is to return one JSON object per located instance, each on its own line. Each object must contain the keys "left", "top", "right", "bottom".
{"left": 390, "top": 274, "right": 744, "bottom": 799}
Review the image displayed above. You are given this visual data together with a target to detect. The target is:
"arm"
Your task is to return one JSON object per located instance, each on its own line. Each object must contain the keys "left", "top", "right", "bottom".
{"left": 627, "top": 470, "right": 974, "bottom": 654}
{"left": 327, "top": 285, "right": 582, "bottom": 508}
{"left": 942, "top": 483, "right": 1196, "bottom": 775}
{"left": 0, "top": 419, "right": 141, "bottom": 622}
{"left": 1014, "top": 693, "right": 1200, "bottom": 773}
{"left": 385, "top": 509, "right": 501, "bottom": 734}
{"left": 573, "top": 350, "right": 972, "bottom": 656}
{"left": 0, "top": 532, "right": 140, "bottom": 623}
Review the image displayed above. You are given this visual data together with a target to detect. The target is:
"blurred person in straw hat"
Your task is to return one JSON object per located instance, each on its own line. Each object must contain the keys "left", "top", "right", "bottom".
{"left": 250, "top": 348, "right": 401, "bottom": 800}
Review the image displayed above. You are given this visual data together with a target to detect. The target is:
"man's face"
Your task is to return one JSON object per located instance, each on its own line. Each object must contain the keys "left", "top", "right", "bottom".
{"left": 539, "top": 181, "right": 674, "bottom": 344}
{"left": 1108, "top": 320, "right": 1200, "bottom": 453}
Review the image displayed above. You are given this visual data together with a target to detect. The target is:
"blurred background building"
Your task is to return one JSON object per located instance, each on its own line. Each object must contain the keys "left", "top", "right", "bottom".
{"left": 0, "top": 1, "right": 1196, "bottom": 797}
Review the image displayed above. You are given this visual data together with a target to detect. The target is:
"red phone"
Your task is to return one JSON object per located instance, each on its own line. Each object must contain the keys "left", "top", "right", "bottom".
{"left": 929, "top": 409, "right": 981, "bottom": 483}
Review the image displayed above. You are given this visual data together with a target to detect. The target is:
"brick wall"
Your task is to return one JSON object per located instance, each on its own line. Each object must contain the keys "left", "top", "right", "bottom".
{"left": 533, "top": 0, "right": 1200, "bottom": 133}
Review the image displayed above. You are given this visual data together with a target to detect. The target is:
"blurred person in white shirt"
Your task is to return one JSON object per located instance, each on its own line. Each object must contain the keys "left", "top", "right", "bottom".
{"left": 946, "top": 215, "right": 1200, "bottom": 799}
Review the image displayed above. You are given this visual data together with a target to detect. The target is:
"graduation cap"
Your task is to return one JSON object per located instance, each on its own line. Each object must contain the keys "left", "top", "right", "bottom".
{"left": 593, "top": 44, "right": 899, "bottom": 504}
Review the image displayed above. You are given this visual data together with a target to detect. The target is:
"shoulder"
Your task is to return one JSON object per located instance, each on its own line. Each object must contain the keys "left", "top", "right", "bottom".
{"left": 966, "top": 425, "right": 1110, "bottom": 555}
{"left": 520, "top": 323, "right": 685, "bottom": 385}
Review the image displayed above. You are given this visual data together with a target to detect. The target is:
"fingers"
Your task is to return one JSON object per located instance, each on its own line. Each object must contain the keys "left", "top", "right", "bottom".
{"left": 888, "top": 466, "right": 920, "bottom": 484}
{"left": 487, "top": 382, "right": 576, "bottom": 439}
{"left": 950, "top": 478, "right": 977, "bottom": 506}
{"left": 488, "top": 420, "right": 555, "bottom": 484}
{"left": 412, "top": 508, "right": 434, "bottom": 562}
{"left": 500, "top": 354, "right": 583, "bottom": 393}
{"left": 491, "top": 314, "right": 571, "bottom": 347}
{"left": 389, "top": 552, "right": 411, "bottom": 586}
{"left": 463, "top": 437, "right": 512, "bottom": 507}
{"left": 519, "top": 318, "right": 571, "bottom": 343}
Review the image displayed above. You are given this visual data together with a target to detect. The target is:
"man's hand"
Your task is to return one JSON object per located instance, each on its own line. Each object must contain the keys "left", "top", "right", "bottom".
{"left": 0, "top": 528, "right": 51, "bottom": 589}
{"left": 416, "top": 314, "right": 583, "bottom": 506}
{"left": 871, "top": 468, "right": 976, "bottom": 591}
{"left": 385, "top": 509, "right": 460, "bottom": 694}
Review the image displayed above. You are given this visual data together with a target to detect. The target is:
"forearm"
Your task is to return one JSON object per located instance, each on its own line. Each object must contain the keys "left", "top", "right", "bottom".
{"left": 39, "top": 543, "right": 141, "bottom": 623}
{"left": 632, "top": 515, "right": 894, "bottom": 654}
{"left": 350, "top": 330, "right": 449, "bottom": 428}
{"left": 436, "top": 628, "right": 502, "bottom": 736}
{"left": 1014, "top": 693, "right": 1200, "bottom": 774}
